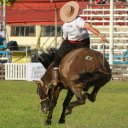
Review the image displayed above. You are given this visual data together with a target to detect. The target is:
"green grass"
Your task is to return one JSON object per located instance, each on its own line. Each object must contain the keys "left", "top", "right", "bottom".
{"left": 0, "top": 80, "right": 128, "bottom": 128}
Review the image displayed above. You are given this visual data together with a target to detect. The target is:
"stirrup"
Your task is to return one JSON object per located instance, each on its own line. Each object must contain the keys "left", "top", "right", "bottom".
{"left": 52, "top": 67, "right": 59, "bottom": 86}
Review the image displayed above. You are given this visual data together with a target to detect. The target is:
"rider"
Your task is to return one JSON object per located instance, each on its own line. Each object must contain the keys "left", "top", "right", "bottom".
{"left": 52, "top": 1, "right": 106, "bottom": 86}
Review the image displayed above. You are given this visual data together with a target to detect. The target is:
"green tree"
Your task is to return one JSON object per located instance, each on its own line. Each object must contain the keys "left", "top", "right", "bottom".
{"left": 0, "top": 0, "right": 17, "bottom": 4}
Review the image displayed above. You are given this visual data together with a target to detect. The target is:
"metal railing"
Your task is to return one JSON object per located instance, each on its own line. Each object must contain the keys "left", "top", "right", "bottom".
{"left": 80, "top": 3, "right": 128, "bottom": 64}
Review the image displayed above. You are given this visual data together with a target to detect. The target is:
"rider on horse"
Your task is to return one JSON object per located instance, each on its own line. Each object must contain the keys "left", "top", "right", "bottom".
{"left": 52, "top": 1, "right": 106, "bottom": 86}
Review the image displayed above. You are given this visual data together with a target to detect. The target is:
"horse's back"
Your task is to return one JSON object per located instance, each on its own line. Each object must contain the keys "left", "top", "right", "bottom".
{"left": 59, "top": 48, "right": 111, "bottom": 81}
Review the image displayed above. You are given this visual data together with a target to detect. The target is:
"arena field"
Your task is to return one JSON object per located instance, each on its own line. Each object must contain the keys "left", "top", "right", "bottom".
{"left": 0, "top": 80, "right": 128, "bottom": 128}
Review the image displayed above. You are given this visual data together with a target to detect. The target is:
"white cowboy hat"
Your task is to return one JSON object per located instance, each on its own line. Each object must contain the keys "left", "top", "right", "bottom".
{"left": 60, "top": 1, "right": 79, "bottom": 23}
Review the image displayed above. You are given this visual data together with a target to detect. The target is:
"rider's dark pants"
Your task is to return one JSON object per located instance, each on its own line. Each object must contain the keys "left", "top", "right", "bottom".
{"left": 53, "top": 38, "right": 90, "bottom": 67}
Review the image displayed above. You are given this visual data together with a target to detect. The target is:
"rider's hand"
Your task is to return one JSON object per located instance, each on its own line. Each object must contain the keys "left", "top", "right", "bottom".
{"left": 99, "top": 34, "right": 106, "bottom": 43}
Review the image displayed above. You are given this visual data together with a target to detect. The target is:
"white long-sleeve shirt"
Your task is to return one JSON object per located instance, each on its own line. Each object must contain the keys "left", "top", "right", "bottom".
{"left": 62, "top": 16, "right": 89, "bottom": 41}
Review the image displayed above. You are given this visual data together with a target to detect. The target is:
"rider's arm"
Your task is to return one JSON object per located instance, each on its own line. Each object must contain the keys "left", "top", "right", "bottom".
{"left": 84, "top": 22, "right": 106, "bottom": 42}
{"left": 62, "top": 25, "right": 68, "bottom": 40}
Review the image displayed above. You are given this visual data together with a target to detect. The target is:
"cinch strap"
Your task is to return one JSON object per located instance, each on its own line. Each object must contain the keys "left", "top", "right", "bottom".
{"left": 68, "top": 38, "right": 88, "bottom": 44}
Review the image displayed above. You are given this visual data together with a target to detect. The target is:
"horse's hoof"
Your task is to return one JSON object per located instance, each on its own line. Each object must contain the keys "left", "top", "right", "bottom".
{"left": 85, "top": 93, "right": 95, "bottom": 102}
{"left": 65, "top": 107, "right": 72, "bottom": 115}
{"left": 45, "top": 120, "right": 51, "bottom": 125}
{"left": 58, "top": 119, "right": 65, "bottom": 124}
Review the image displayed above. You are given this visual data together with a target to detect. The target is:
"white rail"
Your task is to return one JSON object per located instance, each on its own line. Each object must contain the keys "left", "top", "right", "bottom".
{"left": 5, "top": 63, "right": 46, "bottom": 81}
{"left": 5, "top": 63, "right": 27, "bottom": 80}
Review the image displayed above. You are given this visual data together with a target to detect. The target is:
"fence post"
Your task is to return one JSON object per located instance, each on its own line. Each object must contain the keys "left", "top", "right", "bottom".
{"left": 0, "top": 64, "right": 5, "bottom": 80}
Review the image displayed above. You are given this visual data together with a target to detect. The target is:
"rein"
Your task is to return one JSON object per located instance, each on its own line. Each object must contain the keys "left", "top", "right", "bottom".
{"left": 102, "top": 40, "right": 109, "bottom": 66}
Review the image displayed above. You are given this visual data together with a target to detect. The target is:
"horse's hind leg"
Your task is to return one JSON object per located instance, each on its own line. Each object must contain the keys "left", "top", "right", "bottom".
{"left": 85, "top": 75, "right": 111, "bottom": 102}
{"left": 59, "top": 89, "right": 74, "bottom": 124}
{"left": 85, "top": 85, "right": 101, "bottom": 102}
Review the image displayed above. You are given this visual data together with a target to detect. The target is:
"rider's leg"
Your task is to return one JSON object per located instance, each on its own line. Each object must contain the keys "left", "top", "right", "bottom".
{"left": 52, "top": 37, "right": 91, "bottom": 86}
{"left": 52, "top": 40, "right": 71, "bottom": 86}
{"left": 52, "top": 55, "right": 61, "bottom": 86}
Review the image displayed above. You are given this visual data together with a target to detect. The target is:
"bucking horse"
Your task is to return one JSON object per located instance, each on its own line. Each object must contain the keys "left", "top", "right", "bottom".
{"left": 35, "top": 47, "right": 111, "bottom": 125}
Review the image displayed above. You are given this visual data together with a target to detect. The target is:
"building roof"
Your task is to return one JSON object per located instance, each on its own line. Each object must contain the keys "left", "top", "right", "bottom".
{"left": 2, "top": 1, "right": 128, "bottom": 26}
{"left": 6, "top": 0, "right": 88, "bottom": 25}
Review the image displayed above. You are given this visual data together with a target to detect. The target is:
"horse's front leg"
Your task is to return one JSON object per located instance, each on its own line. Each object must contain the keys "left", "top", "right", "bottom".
{"left": 59, "top": 89, "right": 74, "bottom": 124}
{"left": 64, "top": 84, "right": 86, "bottom": 115}
{"left": 65, "top": 93, "right": 86, "bottom": 115}
{"left": 45, "top": 86, "right": 62, "bottom": 125}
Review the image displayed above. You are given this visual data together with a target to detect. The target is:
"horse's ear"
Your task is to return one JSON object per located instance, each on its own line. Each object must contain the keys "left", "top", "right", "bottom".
{"left": 33, "top": 80, "right": 40, "bottom": 94}
{"left": 33, "top": 80, "right": 44, "bottom": 87}
{"left": 33, "top": 80, "right": 40, "bottom": 85}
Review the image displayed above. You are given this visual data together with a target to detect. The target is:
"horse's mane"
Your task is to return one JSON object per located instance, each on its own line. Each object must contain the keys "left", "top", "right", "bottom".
{"left": 38, "top": 47, "right": 58, "bottom": 69}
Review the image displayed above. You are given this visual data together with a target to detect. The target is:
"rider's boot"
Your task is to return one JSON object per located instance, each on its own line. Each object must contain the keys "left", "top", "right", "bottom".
{"left": 52, "top": 67, "right": 59, "bottom": 86}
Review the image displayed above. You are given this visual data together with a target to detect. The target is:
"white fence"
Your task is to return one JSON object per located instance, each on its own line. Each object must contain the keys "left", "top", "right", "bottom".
{"left": 4, "top": 63, "right": 128, "bottom": 81}
{"left": 111, "top": 64, "right": 128, "bottom": 80}
{"left": 5, "top": 63, "right": 46, "bottom": 81}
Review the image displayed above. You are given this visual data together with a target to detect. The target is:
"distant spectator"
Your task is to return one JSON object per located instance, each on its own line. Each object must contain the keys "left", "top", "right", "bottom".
{"left": 95, "top": 0, "right": 106, "bottom": 4}
{"left": 124, "top": 48, "right": 128, "bottom": 57}
{"left": 0, "top": 29, "right": 5, "bottom": 43}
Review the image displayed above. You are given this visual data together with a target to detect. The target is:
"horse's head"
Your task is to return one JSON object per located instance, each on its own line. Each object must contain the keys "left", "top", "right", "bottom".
{"left": 35, "top": 80, "right": 50, "bottom": 114}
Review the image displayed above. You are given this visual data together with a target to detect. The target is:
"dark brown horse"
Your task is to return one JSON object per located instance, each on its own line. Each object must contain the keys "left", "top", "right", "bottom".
{"left": 36, "top": 48, "right": 111, "bottom": 125}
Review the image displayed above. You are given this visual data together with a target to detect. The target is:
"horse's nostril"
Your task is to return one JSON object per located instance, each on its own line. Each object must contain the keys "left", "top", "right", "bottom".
{"left": 43, "top": 104, "right": 46, "bottom": 109}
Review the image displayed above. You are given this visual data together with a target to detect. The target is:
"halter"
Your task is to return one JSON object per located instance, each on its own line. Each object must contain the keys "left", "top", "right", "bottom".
{"left": 40, "top": 97, "right": 49, "bottom": 104}
{"left": 38, "top": 80, "right": 50, "bottom": 103}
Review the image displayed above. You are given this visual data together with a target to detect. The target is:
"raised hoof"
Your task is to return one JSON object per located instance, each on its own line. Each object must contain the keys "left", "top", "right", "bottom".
{"left": 65, "top": 107, "right": 72, "bottom": 115}
{"left": 58, "top": 119, "right": 65, "bottom": 124}
{"left": 45, "top": 120, "right": 51, "bottom": 125}
{"left": 85, "top": 93, "right": 95, "bottom": 102}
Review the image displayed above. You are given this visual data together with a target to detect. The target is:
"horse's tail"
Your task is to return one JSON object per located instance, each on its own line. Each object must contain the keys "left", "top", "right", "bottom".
{"left": 95, "top": 51, "right": 112, "bottom": 81}
{"left": 38, "top": 48, "right": 58, "bottom": 69}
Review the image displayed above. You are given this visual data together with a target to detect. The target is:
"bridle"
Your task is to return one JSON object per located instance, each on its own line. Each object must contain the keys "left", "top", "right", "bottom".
{"left": 37, "top": 80, "right": 50, "bottom": 103}
{"left": 40, "top": 97, "right": 50, "bottom": 104}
